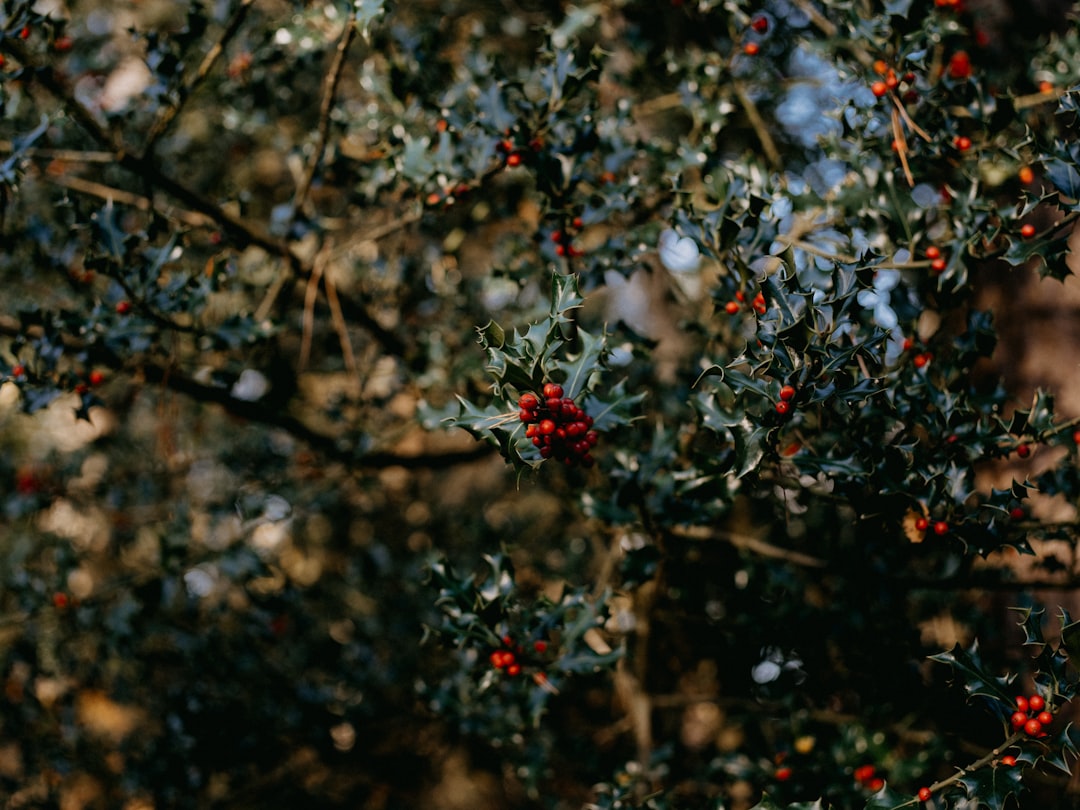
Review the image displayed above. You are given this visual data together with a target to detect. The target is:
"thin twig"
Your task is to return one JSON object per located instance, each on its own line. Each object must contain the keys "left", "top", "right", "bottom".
{"left": 0, "top": 142, "right": 115, "bottom": 163}
{"left": 322, "top": 253, "right": 361, "bottom": 393}
{"left": 733, "top": 81, "right": 782, "bottom": 170}
{"left": 892, "top": 107, "right": 915, "bottom": 187}
{"left": 48, "top": 173, "right": 216, "bottom": 228}
{"left": 292, "top": 19, "right": 358, "bottom": 216}
{"left": 668, "top": 525, "right": 827, "bottom": 568}
{"left": 299, "top": 248, "right": 326, "bottom": 371}
{"left": 144, "top": 0, "right": 258, "bottom": 153}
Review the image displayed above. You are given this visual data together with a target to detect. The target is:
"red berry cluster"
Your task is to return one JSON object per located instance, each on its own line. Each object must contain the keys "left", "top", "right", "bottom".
{"left": 925, "top": 245, "right": 946, "bottom": 274}
{"left": 551, "top": 216, "right": 586, "bottom": 258}
{"left": 519, "top": 383, "right": 598, "bottom": 467}
{"left": 489, "top": 635, "right": 551, "bottom": 678}
{"left": 496, "top": 129, "right": 543, "bottom": 169}
{"left": 853, "top": 764, "right": 884, "bottom": 793}
{"left": 947, "top": 50, "right": 972, "bottom": 80}
{"left": 870, "top": 60, "right": 918, "bottom": 102}
{"left": 723, "top": 290, "right": 767, "bottom": 316}
{"left": 1010, "top": 694, "right": 1052, "bottom": 737}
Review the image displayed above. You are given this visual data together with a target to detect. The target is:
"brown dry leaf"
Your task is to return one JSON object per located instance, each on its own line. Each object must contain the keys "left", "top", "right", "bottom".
{"left": 903, "top": 506, "right": 928, "bottom": 544}
{"left": 76, "top": 690, "right": 143, "bottom": 743}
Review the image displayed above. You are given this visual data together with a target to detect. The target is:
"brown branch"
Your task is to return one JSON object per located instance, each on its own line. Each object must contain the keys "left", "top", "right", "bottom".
{"left": 144, "top": 0, "right": 258, "bottom": 153}
{"left": 292, "top": 19, "right": 358, "bottom": 216}
{"left": 733, "top": 80, "right": 782, "bottom": 171}
{"left": 668, "top": 524, "right": 827, "bottom": 568}
{"left": 48, "top": 173, "right": 217, "bottom": 228}
{"left": 0, "top": 142, "right": 115, "bottom": 163}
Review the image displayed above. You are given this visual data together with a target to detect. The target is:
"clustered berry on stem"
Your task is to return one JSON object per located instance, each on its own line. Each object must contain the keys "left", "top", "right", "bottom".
{"left": 853, "top": 763, "right": 884, "bottom": 793}
{"left": 1010, "top": 693, "right": 1051, "bottom": 737}
{"left": 520, "top": 383, "right": 598, "bottom": 467}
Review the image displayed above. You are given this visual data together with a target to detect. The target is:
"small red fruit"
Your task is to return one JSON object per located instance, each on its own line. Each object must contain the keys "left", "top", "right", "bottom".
{"left": 53, "top": 592, "right": 69, "bottom": 609}
{"left": 930, "top": 257, "right": 947, "bottom": 273}
{"left": 1000, "top": 755, "right": 1016, "bottom": 767}
{"left": 775, "top": 401, "right": 791, "bottom": 416}
{"left": 779, "top": 385, "right": 796, "bottom": 402}
{"left": 519, "top": 392, "right": 539, "bottom": 411}
{"left": 743, "top": 42, "right": 760, "bottom": 56}
{"left": 913, "top": 353, "right": 930, "bottom": 368}
{"left": 933, "top": 520, "right": 949, "bottom": 536}
{"left": 868, "top": 777, "right": 885, "bottom": 792}
{"left": 948, "top": 50, "right": 971, "bottom": 80}
{"left": 506, "top": 663, "right": 522, "bottom": 676}
{"left": 954, "top": 135, "right": 972, "bottom": 152}
{"left": 19, "top": 25, "right": 30, "bottom": 40}
{"left": 506, "top": 152, "right": 523, "bottom": 167}
{"left": 11, "top": 364, "right": 24, "bottom": 377}
{"left": 925, "top": 246, "right": 941, "bottom": 260}
{"left": 775, "top": 766, "right": 792, "bottom": 782}
{"left": 1024, "top": 718, "right": 1042, "bottom": 736}
{"left": 89, "top": 370, "right": 105, "bottom": 386}
{"left": 1020, "top": 223, "right": 1036, "bottom": 239}
{"left": 534, "top": 640, "right": 547, "bottom": 653}
{"left": 871, "top": 81, "right": 888, "bottom": 98}
{"left": 751, "top": 15, "right": 769, "bottom": 33}
{"left": 873, "top": 59, "right": 888, "bottom": 75}
{"left": 1028, "top": 694, "right": 1045, "bottom": 712}
{"left": 1018, "top": 166, "right": 1035, "bottom": 185}
{"left": 1010, "top": 710, "right": 1027, "bottom": 729}
{"left": 724, "top": 301, "right": 740, "bottom": 315}
{"left": 53, "top": 35, "right": 73, "bottom": 52}
{"left": 1074, "top": 429, "right": 1080, "bottom": 445}
{"left": 1037, "top": 710, "right": 1053, "bottom": 726}
{"left": 543, "top": 383, "right": 563, "bottom": 399}
{"left": 1016, "top": 696, "right": 1029, "bottom": 712}
{"left": 116, "top": 300, "right": 132, "bottom": 315}
{"left": 538, "top": 419, "right": 556, "bottom": 435}
{"left": 1010, "top": 507, "right": 1025, "bottom": 520}
{"left": 1017, "top": 443, "right": 1031, "bottom": 458}
{"left": 918, "top": 787, "right": 932, "bottom": 802}
{"left": 853, "top": 765, "right": 875, "bottom": 784}
{"left": 915, "top": 517, "right": 929, "bottom": 532}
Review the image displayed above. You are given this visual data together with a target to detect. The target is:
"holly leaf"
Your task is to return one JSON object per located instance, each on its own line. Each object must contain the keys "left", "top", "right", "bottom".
{"left": 862, "top": 782, "right": 909, "bottom": 810}
{"left": 555, "top": 327, "right": 606, "bottom": 400}
{"left": 728, "top": 414, "right": 770, "bottom": 478}
{"left": 929, "top": 640, "right": 1016, "bottom": 704}
{"left": 1045, "top": 156, "right": 1080, "bottom": 207}
{"left": 956, "top": 761, "right": 1023, "bottom": 810}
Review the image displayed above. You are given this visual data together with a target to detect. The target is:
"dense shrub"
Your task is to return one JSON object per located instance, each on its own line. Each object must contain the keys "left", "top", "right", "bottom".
{"left": 3, "top": 0, "right": 1080, "bottom": 807}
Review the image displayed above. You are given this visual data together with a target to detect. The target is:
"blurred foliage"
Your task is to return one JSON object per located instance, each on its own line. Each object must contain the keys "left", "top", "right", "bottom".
{"left": 3, "top": 0, "right": 1080, "bottom": 808}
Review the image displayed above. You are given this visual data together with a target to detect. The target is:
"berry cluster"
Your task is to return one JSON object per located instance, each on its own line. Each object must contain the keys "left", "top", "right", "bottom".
{"left": 488, "top": 635, "right": 550, "bottom": 678}
{"left": 550, "top": 216, "right": 586, "bottom": 258}
{"left": 519, "top": 383, "right": 598, "bottom": 467}
{"left": 925, "top": 245, "right": 946, "bottom": 274}
{"left": 870, "top": 60, "right": 918, "bottom": 103}
{"left": 1010, "top": 693, "right": 1052, "bottom": 737}
{"left": 723, "top": 289, "right": 767, "bottom": 316}
{"left": 853, "top": 764, "right": 884, "bottom": 793}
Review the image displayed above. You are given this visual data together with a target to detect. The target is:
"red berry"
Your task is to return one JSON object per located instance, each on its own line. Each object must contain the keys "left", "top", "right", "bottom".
{"left": 116, "top": 300, "right": 132, "bottom": 315}
{"left": 53, "top": 35, "right": 73, "bottom": 52}
{"left": 534, "top": 640, "right": 547, "bottom": 653}
{"left": 775, "top": 401, "right": 791, "bottom": 416}
{"left": 918, "top": 787, "right": 932, "bottom": 802}
{"left": 885, "top": 71, "right": 898, "bottom": 90}
{"left": 506, "top": 663, "right": 521, "bottom": 676}
{"left": 1017, "top": 443, "right": 1030, "bottom": 458}
{"left": 1074, "top": 429, "right": 1080, "bottom": 445}
{"left": 954, "top": 136, "right": 972, "bottom": 152}
{"left": 19, "top": 25, "right": 30, "bottom": 40}
{"left": 52, "top": 592, "right": 69, "bottom": 609}
{"left": 751, "top": 15, "right": 769, "bottom": 33}
{"left": 1016, "top": 696, "right": 1029, "bottom": 713}
{"left": 519, "top": 392, "right": 539, "bottom": 411}
{"left": 853, "top": 765, "right": 875, "bottom": 784}
{"left": 1028, "top": 694, "right": 1045, "bottom": 712}
{"left": 871, "top": 81, "right": 888, "bottom": 98}
{"left": 1000, "top": 755, "right": 1016, "bottom": 767}
{"left": 1024, "top": 718, "right": 1042, "bottom": 736}
{"left": 543, "top": 383, "right": 563, "bottom": 399}
{"left": 868, "top": 777, "right": 885, "bottom": 792}
{"left": 743, "top": 42, "right": 760, "bottom": 56}
{"left": 11, "top": 364, "right": 24, "bottom": 377}
{"left": 724, "top": 301, "right": 740, "bottom": 315}
{"left": 88, "top": 370, "right": 105, "bottom": 386}
{"left": 902, "top": 337, "right": 914, "bottom": 351}
{"left": 1020, "top": 223, "right": 1036, "bottom": 239}
{"left": 913, "top": 353, "right": 930, "bottom": 368}
{"left": 1010, "top": 711, "right": 1027, "bottom": 729}
{"left": 538, "top": 420, "right": 555, "bottom": 435}
{"left": 506, "top": 152, "right": 523, "bottom": 167}
{"left": 1018, "top": 166, "right": 1035, "bottom": 185}
{"left": 925, "top": 246, "right": 941, "bottom": 260}
{"left": 930, "top": 257, "right": 947, "bottom": 273}
{"left": 1010, "top": 507, "right": 1025, "bottom": 520}
{"left": 779, "top": 385, "right": 796, "bottom": 402}
{"left": 1037, "top": 710, "right": 1053, "bottom": 726}
{"left": 948, "top": 51, "right": 971, "bottom": 80}
{"left": 933, "top": 521, "right": 948, "bottom": 536}
{"left": 775, "top": 767, "right": 792, "bottom": 782}
{"left": 550, "top": 230, "right": 564, "bottom": 244}
{"left": 572, "top": 216, "right": 584, "bottom": 229}
{"left": 915, "top": 517, "right": 929, "bottom": 532}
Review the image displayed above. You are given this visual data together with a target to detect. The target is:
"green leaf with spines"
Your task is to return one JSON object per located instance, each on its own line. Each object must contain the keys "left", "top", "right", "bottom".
{"left": 929, "top": 640, "right": 1017, "bottom": 706}
{"left": 955, "top": 761, "right": 1023, "bottom": 810}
